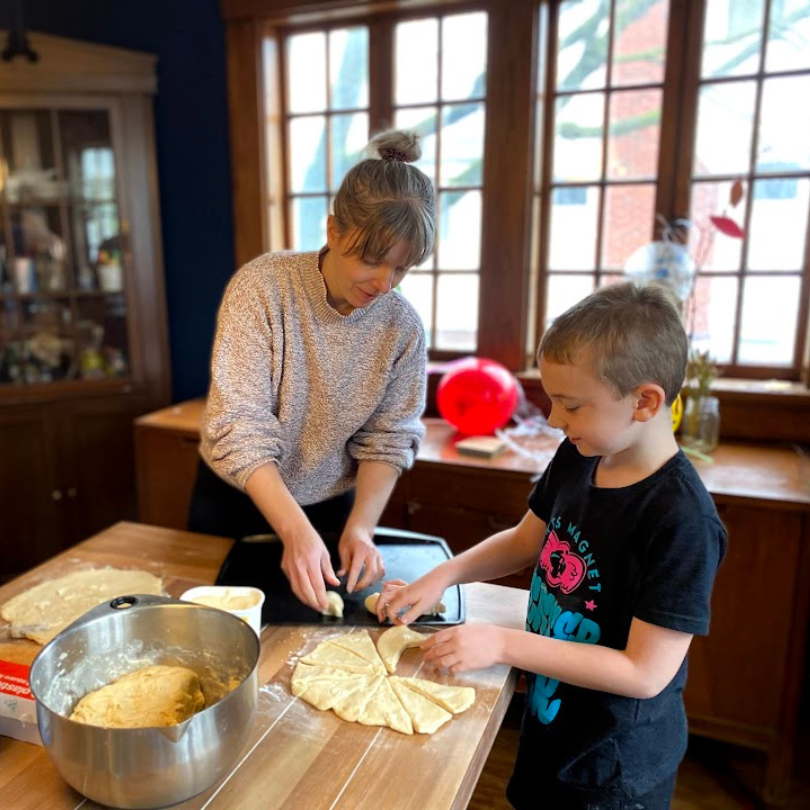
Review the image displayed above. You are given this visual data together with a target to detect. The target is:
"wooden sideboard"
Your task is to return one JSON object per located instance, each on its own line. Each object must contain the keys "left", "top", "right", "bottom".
{"left": 134, "top": 399, "right": 810, "bottom": 806}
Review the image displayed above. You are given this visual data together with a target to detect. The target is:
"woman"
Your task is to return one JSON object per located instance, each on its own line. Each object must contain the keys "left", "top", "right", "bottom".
{"left": 189, "top": 129, "right": 435, "bottom": 612}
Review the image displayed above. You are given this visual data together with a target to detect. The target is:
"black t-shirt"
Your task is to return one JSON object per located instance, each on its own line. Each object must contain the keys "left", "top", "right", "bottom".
{"left": 506, "top": 439, "right": 727, "bottom": 810}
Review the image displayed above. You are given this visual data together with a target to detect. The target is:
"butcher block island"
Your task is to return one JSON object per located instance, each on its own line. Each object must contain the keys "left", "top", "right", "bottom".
{"left": 0, "top": 522, "right": 527, "bottom": 810}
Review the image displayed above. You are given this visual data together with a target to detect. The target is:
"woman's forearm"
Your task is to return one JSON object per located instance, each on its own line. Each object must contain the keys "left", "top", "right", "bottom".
{"left": 345, "top": 461, "right": 400, "bottom": 534}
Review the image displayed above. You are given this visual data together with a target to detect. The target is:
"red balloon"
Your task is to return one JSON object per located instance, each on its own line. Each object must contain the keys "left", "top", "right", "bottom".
{"left": 437, "top": 357, "right": 520, "bottom": 436}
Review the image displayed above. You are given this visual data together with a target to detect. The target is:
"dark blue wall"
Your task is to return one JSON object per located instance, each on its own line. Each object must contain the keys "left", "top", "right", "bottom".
{"left": 0, "top": 0, "right": 234, "bottom": 401}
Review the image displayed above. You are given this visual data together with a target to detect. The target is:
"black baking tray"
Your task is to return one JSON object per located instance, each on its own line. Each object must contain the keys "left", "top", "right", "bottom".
{"left": 215, "top": 527, "right": 465, "bottom": 626}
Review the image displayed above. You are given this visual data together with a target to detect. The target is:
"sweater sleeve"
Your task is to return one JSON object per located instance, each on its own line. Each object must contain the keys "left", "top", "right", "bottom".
{"left": 347, "top": 316, "right": 427, "bottom": 472}
{"left": 200, "top": 261, "right": 286, "bottom": 489}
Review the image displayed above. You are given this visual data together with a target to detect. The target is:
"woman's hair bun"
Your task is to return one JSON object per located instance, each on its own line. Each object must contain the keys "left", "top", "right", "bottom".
{"left": 366, "top": 129, "right": 422, "bottom": 163}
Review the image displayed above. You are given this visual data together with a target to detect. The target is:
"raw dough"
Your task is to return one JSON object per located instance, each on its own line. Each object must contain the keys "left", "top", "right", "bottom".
{"left": 356, "top": 677, "right": 413, "bottom": 735}
{"left": 69, "top": 665, "right": 204, "bottom": 728}
{"left": 292, "top": 672, "right": 376, "bottom": 712}
{"left": 390, "top": 676, "right": 476, "bottom": 714}
{"left": 321, "top": 591, "right": 344, "bottom": 618}
{"left": 377, "top": 625, "right": 428, "bottom": 674}
{"left": 327, "top": 630, "right": 386, "bottom": 670}
{"left": 0, "top": 568, "right": 164, "bottom": 645}
{"left": 300, "top": 641, "right": 384, "bottom": 673}
{"left": 390, "top": 678, "right": 452, "bottom": 734}
{"left": 365, "top": 591, "right": 446, "bottom": 617}
{"left": 291, "top": 629, "right": 475, "bottom": 735}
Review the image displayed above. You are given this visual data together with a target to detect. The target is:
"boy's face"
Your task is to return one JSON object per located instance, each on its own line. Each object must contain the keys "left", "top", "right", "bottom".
{"left": 539, "top": 355, "right": 640, "bottom": 458}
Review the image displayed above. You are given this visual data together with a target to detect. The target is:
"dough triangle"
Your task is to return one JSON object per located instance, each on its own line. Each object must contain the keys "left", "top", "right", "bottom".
{"left": 357, "top": 677, "right": 412, "bottom": 735}
{"left": 327, "top": 630, "right": 386, "bottom": 671}
{"left": 294, "top": 672, "right": 370, "bottom": 712}
{"left": 391, "top": 676, "right": 475, "bottom": 714}
{"left": 390, "top": 678, "right": 452, "bottom": 734}
{"left": 300, "top": 642, "right": 381, "bottom": 673}
{"left": 332, "top": 674, "right": 384, "bottom": 723}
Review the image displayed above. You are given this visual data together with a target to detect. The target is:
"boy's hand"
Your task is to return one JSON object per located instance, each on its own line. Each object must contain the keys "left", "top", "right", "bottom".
{"left": 422, "top": 624, "right": 506, "bottom": 673}
{"left": 378, "top": 570, "right": 450, "bottom": 625}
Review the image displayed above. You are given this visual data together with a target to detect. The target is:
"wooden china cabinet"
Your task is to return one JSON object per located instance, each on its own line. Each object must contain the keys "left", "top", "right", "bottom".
{"left": 0, "top": 33, "right": 170, "bottom": 580}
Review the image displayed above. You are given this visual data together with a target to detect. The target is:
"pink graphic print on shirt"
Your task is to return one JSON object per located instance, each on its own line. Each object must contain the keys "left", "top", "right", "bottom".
{"left": 539, "top": 529, "right": 587, "bottom": 594}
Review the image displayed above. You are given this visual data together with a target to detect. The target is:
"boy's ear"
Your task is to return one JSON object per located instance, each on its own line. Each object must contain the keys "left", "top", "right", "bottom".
{"left": 632, "top": 383, "right": 667, "bottom": 422}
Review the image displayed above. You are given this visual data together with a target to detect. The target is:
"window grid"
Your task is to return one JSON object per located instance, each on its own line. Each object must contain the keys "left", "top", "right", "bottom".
{"left": 687, "top": 0, "right": 810, "bottom": 373}
{"left": 541, "top": 0, "right": 668, "bottom": 332}
{"left": 393, "top": 12, "right": 488, "bottom": 353}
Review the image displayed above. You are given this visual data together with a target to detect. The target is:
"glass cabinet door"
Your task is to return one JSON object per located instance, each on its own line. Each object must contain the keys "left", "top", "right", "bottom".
{"left": 0, "top": 106, "right": 130, "bottom": 387}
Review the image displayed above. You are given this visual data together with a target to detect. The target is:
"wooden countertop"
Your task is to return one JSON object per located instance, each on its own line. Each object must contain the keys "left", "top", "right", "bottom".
{"left": 137, "top": 399, "right": 810, "bottom": 508}
{"left": 0, "top": 522, "right": 528, "bottom": 810}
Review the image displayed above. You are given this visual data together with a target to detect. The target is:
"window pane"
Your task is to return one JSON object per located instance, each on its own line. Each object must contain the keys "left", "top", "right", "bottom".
{"left": 545, "top": 274, "right": 594, "bottom": 324}
{"left": 693, "top": 81, "right": 756, "bottom": 176}
{"left": 557, "top": 0, "right": 608, "bottom": 91}
{"left": 607, "top": 89, "right": 663, "bottom": 181}
{"left": 612, "top": 0, "right": 669, "bottom": 86}
{"left": 396, "top": 19, "right": 438, "bottom": 105}
{"left": 329, "top": 28, "right": 368, "bottom": 111}
{"left": 440, "top": 103, "right": 485, "bottom": 187}
{"left": 739, "top": 275, "right": 799, "bottom": 364}
{"left": 553, "top": 94, "right": 605, "bottom": 182}
{"left": 701, "top": 0, "right": 765, "bottom": 79}
{"left": 602, "top": 184, "right": 656, "bottom": 270}
{"left": 441, "top": 12, "right": 487, "bottom": 100}
{"left": 548, "top": 186, "right": 599, "bottom": 270}
{"left": 689, "top": 181, "right": 745, "bottom": 271}
{"left": 287, "top": 33, "right": 326, "bottom": 113}
{"left": 757, "top": 76, "right": 810, "bottom": 173}
{"left": 289, "top": 116, "right": 326, "bottom": 193}
{"left": 395, "top": 106, "right": 438, "bottom": 182}
{"left": 438, "top": 190, "right": 481, "bottom": 269}
{"left": 748, "top": 178, "right": 810, "bottom": 271}
{"left": 330, "top": 113, "right": 368, "bottom": 189}
{"left": 398, "top": 274, "right": 433, "bottom": 346}
{"left": 686, "top": 275, "right": 737, "bottom": 363}
{"left": 765, "top": 0, "right": 810, "bottom": 72}
{"left": 291, "top": 196, "right": 328, "bottom": 251}
{"left": 436, "top": 273, "right": 478, "bottom": 350}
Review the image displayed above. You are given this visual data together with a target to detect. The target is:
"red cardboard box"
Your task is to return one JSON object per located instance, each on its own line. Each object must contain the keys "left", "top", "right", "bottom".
{"left": 0, "top": 658, "right": 42, "bottom": 745}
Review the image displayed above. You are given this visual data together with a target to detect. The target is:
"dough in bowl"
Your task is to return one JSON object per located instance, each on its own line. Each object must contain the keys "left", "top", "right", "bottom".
{"left": 70, "top": 665, "right": 205, "bottom": 728}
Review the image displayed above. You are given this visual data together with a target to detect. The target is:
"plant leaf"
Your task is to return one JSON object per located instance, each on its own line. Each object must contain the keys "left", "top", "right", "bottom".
{"left": 729, "top": 179, "right": 744, "bottom": 207}
{"left": 710, "top": 215, "right": 745, "bottom": 238}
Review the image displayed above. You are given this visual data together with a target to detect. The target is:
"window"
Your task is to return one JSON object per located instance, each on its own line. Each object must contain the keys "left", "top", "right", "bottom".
{"left": 277, "top": 12, "right": 487, "bottom": 352}
{"left": 240, "top": 0, "right": 810, "bottom": 382}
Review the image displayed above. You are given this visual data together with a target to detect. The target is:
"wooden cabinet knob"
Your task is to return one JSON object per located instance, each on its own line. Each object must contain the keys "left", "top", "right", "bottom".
{"left": 67, "top": 488, "right": 77, "bottom": 498}
{"left": 51, "top": 490, "right": 62, "bottom": 501}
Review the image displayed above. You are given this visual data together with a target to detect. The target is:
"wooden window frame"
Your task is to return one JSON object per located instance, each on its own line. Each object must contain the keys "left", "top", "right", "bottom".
{"left": 222, "top": 0, "right": 810, "bottom": 442}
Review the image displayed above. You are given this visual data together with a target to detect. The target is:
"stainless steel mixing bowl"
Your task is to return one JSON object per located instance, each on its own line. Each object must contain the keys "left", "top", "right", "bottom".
{"left": 29, "top": 593, "right": 260, "bottom": 809}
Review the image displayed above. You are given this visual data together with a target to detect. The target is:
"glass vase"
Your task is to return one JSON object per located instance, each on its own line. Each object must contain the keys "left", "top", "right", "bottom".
{"left": 681, "top": 395, "right": 720, "bottom": 453}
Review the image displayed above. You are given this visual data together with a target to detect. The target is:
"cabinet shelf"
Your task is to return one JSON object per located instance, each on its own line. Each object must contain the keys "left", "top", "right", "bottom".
{"left": 0, "top": 32, "right": 170, "bottom": 581}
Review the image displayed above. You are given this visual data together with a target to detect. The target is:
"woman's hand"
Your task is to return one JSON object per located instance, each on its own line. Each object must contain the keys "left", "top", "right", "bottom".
{"left": 338, "top": 525, "right": 385, "bottom": 593}
{"left": 280, "top": 527, "right": 340, "bottom": 611}
{"left": 422, "top": 624, "right": 507, "bottom": 674}
{"left": 378, "top": 569, "right": 451, "bottom": 625}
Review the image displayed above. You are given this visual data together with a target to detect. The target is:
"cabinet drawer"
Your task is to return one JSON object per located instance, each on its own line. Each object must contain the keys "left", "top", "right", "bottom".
{"left": 405, "top": 464, "right": 536, "bottom": 517}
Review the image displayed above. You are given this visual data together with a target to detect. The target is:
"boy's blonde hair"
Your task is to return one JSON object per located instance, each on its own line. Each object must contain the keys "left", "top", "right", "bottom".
{"left": 332, "top": 129, "right": 435, "bottom": 269}
{"left": 538, "top": 282, "right": 688, "bottom": 405}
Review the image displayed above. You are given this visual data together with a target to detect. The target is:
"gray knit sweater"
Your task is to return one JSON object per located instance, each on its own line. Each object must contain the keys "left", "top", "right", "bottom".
{"left": 200, "top": 251, "right": 427, "bottom": 505}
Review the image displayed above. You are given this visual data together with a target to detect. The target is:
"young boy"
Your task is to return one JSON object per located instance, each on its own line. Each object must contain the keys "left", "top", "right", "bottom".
{"left": 378, "top": 282, "right": 727, "bottom": 809}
